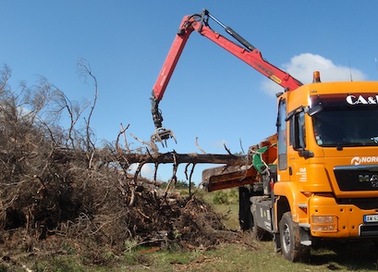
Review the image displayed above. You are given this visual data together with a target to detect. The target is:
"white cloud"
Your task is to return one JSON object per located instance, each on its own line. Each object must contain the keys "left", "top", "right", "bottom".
{"left": 262, "top": 53, "right": 367, "bottom": 96}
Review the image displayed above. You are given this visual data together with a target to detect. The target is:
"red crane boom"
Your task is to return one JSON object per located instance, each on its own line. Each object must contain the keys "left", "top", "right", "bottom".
{"left": 151, "top": 9, "right": 302, "bottom": 145}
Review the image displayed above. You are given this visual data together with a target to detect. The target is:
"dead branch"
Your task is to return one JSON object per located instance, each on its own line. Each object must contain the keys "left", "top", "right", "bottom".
{"left": 120, "top": 123, "right": 130, "bottom": 151}
{"left": 184, "top": 163, "right": 196, "bottom": 197}
{"left": 223, "top": 143, "right": 233, "bottom": 155}
{"left": 129, "top": 131, "right": 159, "bottom": 154}
{"left": 115, "top": 123, "right": 129, "bottom": 154}
{"left": 129, "top": 162, "right": 145, "bottom": 206}
{"left": 164, "top": 152, "right": 178, "bottom": 197}
{"left": 195, "top": 137, "right": 206, "bottom": 154}
{"left": 153, "top": 162, "right": 159, "bottom": 184}
{"left": 78, "top": 59, "right": 97, "bottom": 152}
{"left": 239, "top": 138, "right": 245, "bottom": 154}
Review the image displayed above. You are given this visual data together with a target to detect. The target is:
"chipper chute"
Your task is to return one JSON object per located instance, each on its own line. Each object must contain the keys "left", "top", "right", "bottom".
{"left": 201, "top": 135, "right": 277, "bottom": 192}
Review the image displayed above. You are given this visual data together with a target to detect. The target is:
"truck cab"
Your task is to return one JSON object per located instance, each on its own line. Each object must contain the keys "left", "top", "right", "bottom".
{"left": 252, "top": 80, "right": 378, "bottom": 261}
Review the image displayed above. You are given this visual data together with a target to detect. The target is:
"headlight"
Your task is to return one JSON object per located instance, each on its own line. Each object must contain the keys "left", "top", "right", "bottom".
{"left": 311, "top": 215, "right": 337, "bottom": 232}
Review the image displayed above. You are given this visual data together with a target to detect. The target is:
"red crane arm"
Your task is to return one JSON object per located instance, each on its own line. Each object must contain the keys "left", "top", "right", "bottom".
{"left": 152, "top": 16, "right": 196, "bottom": 101}
{"left": 152, "top": 10, "right": 302, "bottom": 102}
{"left": 150, "top": 9, "right": 302, "bottom": 144}
{"left": 196, "top": 25, "right": 302, "bottom": 92}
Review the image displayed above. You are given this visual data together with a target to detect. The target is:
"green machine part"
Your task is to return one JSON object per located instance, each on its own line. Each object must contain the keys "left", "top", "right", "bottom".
{"left": 252, "top": 146, "right": 269, "bottom": 174}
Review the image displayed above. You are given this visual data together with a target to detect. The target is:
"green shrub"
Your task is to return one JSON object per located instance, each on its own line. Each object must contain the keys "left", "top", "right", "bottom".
{"left": 212, "top": 189, "right": 239, "bottom": 205}
{"left": 213, "top": 191, "right": 229, "bottom": 204}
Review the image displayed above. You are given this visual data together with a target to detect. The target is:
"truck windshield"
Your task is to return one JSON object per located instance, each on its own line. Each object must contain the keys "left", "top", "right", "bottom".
{"left": 312, "top": 107, "right": 378, "bottom": 147}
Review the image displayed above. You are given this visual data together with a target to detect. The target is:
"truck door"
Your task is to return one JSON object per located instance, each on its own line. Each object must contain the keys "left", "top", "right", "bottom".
{"left": 288, "top": 109, "right": 308, "bottom": 184}
{"left": 277, "top": 98, "right": 290, "bottom": 181}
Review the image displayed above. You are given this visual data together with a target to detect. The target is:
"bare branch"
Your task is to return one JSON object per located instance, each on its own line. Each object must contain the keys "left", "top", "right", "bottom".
{"left": 0, "top": 64, "right": 11, "bottom": 93}
{"left": 116, "top": 123, "right": 130, "bottom": 152}
{"left": 129, "top": 133, "right": 159, "bottom": 154}
{"left": 164, "top": 152, "right": 178, "bottom": 197}
{"left": 120, "top": 123, "right": 130, "bottom": 151}
{"left": 223, "top": 143, "right": 234, "bottom": 156}
{"left": 195, "top": 137, "right": 206, "bottom": 154}
{"left": 239, "top": 138, "right": 245, "bottom": 154}
{"left": 184, "top": 163, "right": 196, "bottom": 197}
{"left": 78, "top": 59, "right": 97, "bottom": 152}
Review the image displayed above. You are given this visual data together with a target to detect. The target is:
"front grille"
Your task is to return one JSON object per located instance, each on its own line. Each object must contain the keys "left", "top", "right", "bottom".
{"left": 360, "top": 224, "right": 378, "bottom": 237}
{"left": 334, "top": 165, "right": 378, "bottom": 191}
{"left": 336, "top": 198, "right": 378, "bottom": 210}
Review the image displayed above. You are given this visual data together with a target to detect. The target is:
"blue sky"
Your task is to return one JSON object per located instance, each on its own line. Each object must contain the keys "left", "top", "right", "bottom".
{"left": 2, "top": 1, "right": 378, "bottom": 183}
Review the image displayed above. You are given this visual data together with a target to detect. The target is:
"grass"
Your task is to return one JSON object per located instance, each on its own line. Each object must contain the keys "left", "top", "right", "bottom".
{"left": 25, "top": 240, "right": 378, "bottom": 272}
{"left": 121, "top": 241, "right": 378, "bottom": 272}
{"left": 202, "top": 188, "right": 240, "bottom": 230}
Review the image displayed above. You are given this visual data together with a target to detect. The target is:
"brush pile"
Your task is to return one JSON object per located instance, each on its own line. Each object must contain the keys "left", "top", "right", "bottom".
{"left": 0, "top": 66, "right": 246, "bottom": 267}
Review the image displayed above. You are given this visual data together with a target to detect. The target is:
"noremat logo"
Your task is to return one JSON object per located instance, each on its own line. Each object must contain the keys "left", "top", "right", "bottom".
{"left": 351, "top": 156, "right": 378, "bottom": 165}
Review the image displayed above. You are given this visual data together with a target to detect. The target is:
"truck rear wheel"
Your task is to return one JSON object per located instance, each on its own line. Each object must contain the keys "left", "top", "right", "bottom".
{"left": 279, "top": 212, "right": 310, "bottom": 262}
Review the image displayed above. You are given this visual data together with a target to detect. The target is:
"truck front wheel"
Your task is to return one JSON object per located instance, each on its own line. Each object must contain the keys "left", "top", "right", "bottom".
{"left": 279, "top": 212, "right": 310, "bottom": 262}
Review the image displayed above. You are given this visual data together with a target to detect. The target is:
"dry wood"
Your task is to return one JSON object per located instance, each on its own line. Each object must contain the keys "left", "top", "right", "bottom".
{"left": 115, "top": 150, "right": 248, "bottom": 166}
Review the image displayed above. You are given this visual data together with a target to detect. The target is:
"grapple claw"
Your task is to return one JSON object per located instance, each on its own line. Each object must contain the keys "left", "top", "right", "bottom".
{"left": 151, "top": 128, "right": 177, "bottom": 147}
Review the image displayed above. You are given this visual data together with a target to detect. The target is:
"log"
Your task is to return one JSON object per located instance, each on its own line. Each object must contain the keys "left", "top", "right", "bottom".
{"left": 116, "top": 151, "right": 249, "bottom": 166}
{"left": 52, "top": 147, "right": 249, "bottom": 167}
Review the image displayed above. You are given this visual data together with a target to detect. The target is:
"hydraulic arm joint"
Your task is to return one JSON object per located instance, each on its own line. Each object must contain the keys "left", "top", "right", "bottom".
{"left": 150, "top": 96, "right": 176, "bottom": 147}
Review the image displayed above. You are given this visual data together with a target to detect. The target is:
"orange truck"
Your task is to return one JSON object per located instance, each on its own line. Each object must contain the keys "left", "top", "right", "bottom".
{"left": 150, "top": 9, "right": 378, "bottom": 262}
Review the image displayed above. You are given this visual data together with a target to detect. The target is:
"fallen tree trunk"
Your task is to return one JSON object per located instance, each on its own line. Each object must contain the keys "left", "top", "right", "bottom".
{"left": 116, "top": 151, "right": 249, "bottom": 166}
{"left": 52, "top": 147, "right": 249, "bottom": 167}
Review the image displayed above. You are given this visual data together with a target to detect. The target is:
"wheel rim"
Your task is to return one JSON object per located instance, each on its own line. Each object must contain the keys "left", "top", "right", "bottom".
{"left": 282, "top": 223, "right": 291, "bottom": 253}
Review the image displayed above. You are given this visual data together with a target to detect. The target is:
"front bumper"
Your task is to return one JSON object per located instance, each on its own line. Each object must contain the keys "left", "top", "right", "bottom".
{"left": 308, "top": 195, "right": 378, "bottom": 238}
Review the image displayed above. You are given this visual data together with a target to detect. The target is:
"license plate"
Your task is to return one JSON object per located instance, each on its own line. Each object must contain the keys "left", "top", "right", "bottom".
{"left": 364, "top": 214, "right": 378, "bottom": 223}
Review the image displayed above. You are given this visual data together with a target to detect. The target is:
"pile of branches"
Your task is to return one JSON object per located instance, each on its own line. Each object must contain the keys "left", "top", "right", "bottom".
{"left": 0, "top": 65, "right": 245, "bottom": 266}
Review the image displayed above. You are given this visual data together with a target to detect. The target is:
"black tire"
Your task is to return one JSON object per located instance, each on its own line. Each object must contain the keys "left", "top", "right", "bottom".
{"left": 279, "top": 212, "right": 310, "bottom": 262}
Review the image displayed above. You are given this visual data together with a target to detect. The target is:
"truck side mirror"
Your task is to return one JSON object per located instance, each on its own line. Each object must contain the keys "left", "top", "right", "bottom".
{"left": 290, "top": 111, "right": 314, "bottom": 159}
